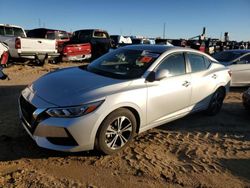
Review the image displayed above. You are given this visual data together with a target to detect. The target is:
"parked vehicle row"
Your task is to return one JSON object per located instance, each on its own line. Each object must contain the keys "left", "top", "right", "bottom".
{"left": 19, "top": 45, "right": 231, "bottom": 154}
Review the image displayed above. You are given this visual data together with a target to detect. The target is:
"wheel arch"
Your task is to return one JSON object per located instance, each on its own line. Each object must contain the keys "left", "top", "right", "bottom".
{"left": 93, "top": 106, "right": 141, "bottom": 152}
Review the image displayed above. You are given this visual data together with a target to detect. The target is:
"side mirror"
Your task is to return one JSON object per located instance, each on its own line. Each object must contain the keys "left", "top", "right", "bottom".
{"left": 155, "top": 69, "right": 171, "bottom": 81}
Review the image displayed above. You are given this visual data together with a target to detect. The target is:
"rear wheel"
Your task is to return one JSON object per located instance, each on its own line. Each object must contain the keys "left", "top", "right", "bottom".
{"left": 206, "top": 88, "right": 225, "bottom": 115}
{"left": 96, "top": 108, "right": 136, "bottom": 155}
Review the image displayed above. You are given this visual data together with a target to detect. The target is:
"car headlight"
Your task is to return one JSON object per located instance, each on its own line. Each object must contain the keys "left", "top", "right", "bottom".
{"left": 46, "top": 100, "right": 104, "bottom": 118}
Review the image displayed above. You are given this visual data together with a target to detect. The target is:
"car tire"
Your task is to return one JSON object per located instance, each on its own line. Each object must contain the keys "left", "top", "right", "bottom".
{"left": 96, "top": 108, "right": 137, "bottom": 155}
{"left": 206, "top": 87, "right": 225, "bottom": 116}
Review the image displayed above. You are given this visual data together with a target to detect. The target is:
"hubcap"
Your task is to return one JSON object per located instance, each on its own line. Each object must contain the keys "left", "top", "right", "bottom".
{"left": 105, "top": 116, "right": 132, "bottom": 150}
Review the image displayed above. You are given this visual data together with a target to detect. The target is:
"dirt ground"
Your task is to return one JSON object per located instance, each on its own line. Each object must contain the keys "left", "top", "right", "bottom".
{"left": 0, "top": 62, "right": 249, "bottom": 188}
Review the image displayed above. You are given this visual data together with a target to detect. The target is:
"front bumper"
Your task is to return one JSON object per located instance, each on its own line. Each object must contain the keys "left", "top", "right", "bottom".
{"left": 19, "top": 91, "right": 99, "bottom": 152}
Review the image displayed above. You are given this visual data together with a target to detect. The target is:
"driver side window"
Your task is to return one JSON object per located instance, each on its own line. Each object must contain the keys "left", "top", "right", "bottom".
{"left": 157, "top": 53, "right": 186, "bottom": 77}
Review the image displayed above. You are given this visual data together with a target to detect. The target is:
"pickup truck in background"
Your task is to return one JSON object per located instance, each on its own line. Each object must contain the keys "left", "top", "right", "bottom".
{"left": 0, "top": 24, "right": 59, "bottom": 65}
{"left": 69, "top": 29, "right": 111, "bottom": 59}
{"left": 26, "top": 28, "right": 70, "bottom": 53}
{"left": 62, "top": 42, "right": 91, "bottom": 62}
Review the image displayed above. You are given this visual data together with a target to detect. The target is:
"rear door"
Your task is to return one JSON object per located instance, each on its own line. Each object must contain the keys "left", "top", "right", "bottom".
{"left": 186, "top": 53, "right": 218, "bottom": 110}
{"left": 147, "top": 52, "right": 191, "bottom": 125}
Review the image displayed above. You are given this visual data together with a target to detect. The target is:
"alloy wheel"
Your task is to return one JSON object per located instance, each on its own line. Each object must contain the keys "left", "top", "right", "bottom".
{"left": 105, "top": 116, "right": 133, "bottom": 150}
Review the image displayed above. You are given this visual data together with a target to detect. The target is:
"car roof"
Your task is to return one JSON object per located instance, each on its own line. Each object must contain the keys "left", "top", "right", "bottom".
{"left": 123, "top": 44, "right": 174, "bottom": 53}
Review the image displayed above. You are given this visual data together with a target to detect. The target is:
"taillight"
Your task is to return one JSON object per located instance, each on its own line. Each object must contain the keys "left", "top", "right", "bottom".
{"left": 228, "top": 70, "right": 232, "bottom": 77}
{"left": 15, "top": 38, "right": 21, "bottom": 49}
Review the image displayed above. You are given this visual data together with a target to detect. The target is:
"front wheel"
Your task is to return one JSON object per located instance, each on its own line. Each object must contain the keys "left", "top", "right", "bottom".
{"left": 206, "top": 88, "right": 225, "bottom": 116}
{"left": 96, "top": 108, "right": 137, "bottom": 155}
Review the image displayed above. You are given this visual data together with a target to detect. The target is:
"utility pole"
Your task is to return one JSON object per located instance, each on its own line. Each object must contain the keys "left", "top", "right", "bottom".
{"left": 163, "top": 22, "right": 166, "bottom": 39}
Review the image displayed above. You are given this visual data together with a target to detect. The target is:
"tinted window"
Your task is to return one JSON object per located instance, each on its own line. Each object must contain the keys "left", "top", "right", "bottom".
{"left": 188, "top": 53, "right": 206, "bottom": 72}
{"left": 5, "top": 27, "right": 13, "bottom": 35}
{"left": 46, "top": 32, "right": 56, "bottom": 39}
{"left": 79, "top": 30, "right": 92, "bottom": 41}
{"left": 94, "top": 31, "right": 108, "bottom": 38}
{"left": 157, "top": 53, "right": 186, "bottom": 77}
{"left": 0, "top": 26, "right": 4, "bottom": 35}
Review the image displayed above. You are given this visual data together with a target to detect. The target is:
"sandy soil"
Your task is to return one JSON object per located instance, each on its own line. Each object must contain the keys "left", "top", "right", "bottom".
{"left": 0, "top": 62, "right": 249, "bottom": 188}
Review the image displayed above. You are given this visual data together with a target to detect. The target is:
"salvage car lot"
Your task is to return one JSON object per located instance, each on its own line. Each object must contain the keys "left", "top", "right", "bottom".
{"left": 0, "top": 62, "right": 250, "bottom": 187}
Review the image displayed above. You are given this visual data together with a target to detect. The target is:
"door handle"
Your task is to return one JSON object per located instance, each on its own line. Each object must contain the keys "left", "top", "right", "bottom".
{"left": 37, "top": 41, "right": 42, "bottom": 43}
{"left": 212, "top": 74, "right": 217, "bottom": 79}
{"left": 182, "top": 81, "right": 191, "bottom": 87}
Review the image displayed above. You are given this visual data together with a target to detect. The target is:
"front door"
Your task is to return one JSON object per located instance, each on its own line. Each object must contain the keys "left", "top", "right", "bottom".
{"left": 147, "top": 52, "right": 191, "bottom": 125}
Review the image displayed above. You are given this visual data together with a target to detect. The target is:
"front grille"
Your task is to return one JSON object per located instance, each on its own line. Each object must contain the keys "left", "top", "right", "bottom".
{"left": 19, "top": 95, "right": 37, "bottom": 126}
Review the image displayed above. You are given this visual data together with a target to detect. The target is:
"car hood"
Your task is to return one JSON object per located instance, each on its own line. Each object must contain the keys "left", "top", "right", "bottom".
{"left": 29, "top": 67, "right": 132, "bottom": 106}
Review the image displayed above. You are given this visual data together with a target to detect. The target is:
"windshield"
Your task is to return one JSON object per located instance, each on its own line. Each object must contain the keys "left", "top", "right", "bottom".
{"left": 213, "top": 51, "right": 246, "bottom": 62}
{"left": 87, "top": 48, "right": 161, "bottom": 79}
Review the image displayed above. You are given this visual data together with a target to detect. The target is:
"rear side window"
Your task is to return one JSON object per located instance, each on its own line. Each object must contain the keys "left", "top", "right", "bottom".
{"left": 94, "top": 31, "right": 108, "bottom": 38}
{"left": 157, "top": 53, "right": 186, "bottom": 77}
{"left": 188, "top": 53, "right": 207, "bottom": 72}
{"left": 46, "top": 32, "right": 56, "bottom": 39}
{"left": 79, "top": 31, "right": 92, "bottom": 41}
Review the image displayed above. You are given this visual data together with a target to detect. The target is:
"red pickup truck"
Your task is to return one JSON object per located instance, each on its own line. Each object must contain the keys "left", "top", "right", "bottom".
{"left": 62, "top": 43, "right": 91, "bottom": 61}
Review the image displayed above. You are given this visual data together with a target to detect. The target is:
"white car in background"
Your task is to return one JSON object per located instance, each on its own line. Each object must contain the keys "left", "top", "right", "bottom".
{"left": 213, "top": 50, "right": 250, "bottom": 86}
{"left": 0, "top": 42, "right": 9, "bottom": 66}
{"left": 19, "top": 45, "right": 231, "bottom": 154}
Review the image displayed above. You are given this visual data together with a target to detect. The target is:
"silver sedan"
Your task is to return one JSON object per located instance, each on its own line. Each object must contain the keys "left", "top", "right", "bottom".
{"left": 19, "top": 45, "right": 231, "bottom": 154}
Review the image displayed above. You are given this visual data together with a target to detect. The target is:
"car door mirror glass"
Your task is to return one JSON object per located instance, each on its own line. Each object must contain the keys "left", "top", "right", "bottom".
{"left": 155, "top": 69, "right": 171, "bottom": 81}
